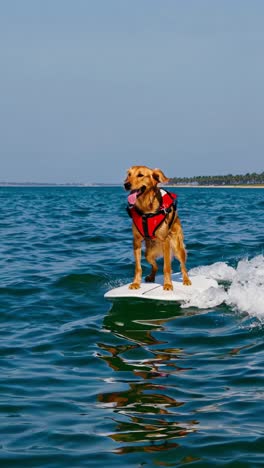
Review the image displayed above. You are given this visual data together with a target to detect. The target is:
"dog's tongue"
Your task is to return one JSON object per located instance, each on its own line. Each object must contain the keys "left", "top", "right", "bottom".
{"left": 128, "top": 190, "right": 140, "bottom": 205}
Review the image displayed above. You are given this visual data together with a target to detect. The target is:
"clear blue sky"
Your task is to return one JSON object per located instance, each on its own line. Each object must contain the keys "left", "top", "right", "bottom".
{"left": 1, "top": 0, "right": 264, "bottom": 183}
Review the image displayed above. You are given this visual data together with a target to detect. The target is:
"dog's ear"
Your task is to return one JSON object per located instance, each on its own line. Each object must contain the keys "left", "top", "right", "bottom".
{"left": 152, "top": 169, "right": 169, "bottom": 184}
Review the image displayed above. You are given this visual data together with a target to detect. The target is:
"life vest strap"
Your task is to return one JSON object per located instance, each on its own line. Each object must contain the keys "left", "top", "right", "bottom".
{"left": 127, "top": 189, "right": 177, "bottom": 239}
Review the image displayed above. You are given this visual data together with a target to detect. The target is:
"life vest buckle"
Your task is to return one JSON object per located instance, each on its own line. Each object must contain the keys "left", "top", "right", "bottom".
{"left": 161, "top": 206, "right": 170, "bottom": 215}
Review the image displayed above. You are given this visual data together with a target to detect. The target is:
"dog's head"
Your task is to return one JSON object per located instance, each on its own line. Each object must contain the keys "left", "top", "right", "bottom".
{"left": 124, "top": 166, "right": 169, "bottom": 198}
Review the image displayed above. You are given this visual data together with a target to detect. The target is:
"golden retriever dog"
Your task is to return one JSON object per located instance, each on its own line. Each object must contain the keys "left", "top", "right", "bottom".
{"left": 124, "top": 165, "right": 191, "bottom": 290}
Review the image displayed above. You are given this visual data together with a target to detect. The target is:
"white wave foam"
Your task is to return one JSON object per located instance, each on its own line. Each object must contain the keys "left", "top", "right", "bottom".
{"left": 181, "top": 285, "right": 227, "bottom": 309}
{"left": 189, "top": 262, "right": 236, "bottom": 282}
{"left": 226, "top": 256, "right": 264, "bottom": 319}
{"left": 185, "top": 255, "right": 264, "bottom": 320}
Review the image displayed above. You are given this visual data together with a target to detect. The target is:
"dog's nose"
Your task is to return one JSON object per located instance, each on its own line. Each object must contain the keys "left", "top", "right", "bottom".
{"left": 124, "top": 182, "right": 131, "bottom": 190}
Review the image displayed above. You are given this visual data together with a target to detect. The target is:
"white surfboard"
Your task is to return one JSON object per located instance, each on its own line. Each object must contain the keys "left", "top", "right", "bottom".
{"left": 104, "top": 273, "right": 218, "bottom": 302}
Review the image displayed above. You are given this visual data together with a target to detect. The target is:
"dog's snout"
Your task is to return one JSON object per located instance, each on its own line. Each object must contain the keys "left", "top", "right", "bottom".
{"left": 124, "top": 182, "right": 131, "bottom": 190}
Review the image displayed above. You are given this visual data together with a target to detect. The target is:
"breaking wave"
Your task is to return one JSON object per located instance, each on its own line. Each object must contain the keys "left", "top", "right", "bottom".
{"left": 185, "top": 255, "right": 264, "bottom": 320}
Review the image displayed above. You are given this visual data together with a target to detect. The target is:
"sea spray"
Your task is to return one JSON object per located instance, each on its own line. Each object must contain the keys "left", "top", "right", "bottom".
{"left": 226, "top": 256, "right": 264, "bottom": 319}
{"left": 186, "top": 255, "right": 264, "bottom": 320}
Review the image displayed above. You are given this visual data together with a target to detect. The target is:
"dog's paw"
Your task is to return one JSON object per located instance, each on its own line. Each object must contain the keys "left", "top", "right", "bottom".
{"left": 145, "top": 275, "right": 155, "bottom": 283}
{"left": 163, "top": 283, "right": 173, "bottom": 291}
{"left": 183, "top": 278, "right": 192, "bottom": 286}
{"left": 129, "top": 283, "right": 140, "bottom": 290}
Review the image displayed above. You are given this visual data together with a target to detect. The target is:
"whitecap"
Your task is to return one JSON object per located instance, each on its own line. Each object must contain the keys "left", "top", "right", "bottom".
{"left": 189, "top": 262, "right": 236, "bottom": 282}
{"left": 181, "top": 285, "right": 227, "bottom": 309}
{"left": 184, "top": 255, "right": 264, "bottom": 320}
{"left": 226, "top": 256, "right": 264, "bottom": 320}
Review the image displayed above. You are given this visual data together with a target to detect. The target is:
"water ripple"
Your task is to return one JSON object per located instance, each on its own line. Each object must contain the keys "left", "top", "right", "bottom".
{"left": 0, "top": 187, "right": 263, "bottom": 467}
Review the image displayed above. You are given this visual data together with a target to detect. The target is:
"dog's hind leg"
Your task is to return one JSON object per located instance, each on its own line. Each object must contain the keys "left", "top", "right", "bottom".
{"left": 144, "top": 240, "right": 162, "bottom": 282}
{"left": 173, "top": 243, "right": 191, "bottom": 285}
{"left": 170, "top": 220, "right": 192, "bottom": 286}
{"left": 163, "top": 238, "right": 173, "bottom": 290}
{"left": 145, "top": 249, "right": 158, "bottom": 282}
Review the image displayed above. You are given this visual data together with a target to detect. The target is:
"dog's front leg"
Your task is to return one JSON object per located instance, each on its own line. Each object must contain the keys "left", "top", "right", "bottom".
{"left": 129, "top": 235, "right": 142, "bottom": 289}
{"left": 163, "top": 238, "right": 173, "bottom": 291}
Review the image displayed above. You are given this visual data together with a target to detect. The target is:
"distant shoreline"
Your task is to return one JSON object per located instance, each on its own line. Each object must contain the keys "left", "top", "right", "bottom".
{"left": 0, "top": 184, "right": 264, "bottom": 189}
{"left": 0, "top": 184, "right": 86, "bottom": 188}
{"left": 167, "top": 184, "right": 264, "bottom": 189}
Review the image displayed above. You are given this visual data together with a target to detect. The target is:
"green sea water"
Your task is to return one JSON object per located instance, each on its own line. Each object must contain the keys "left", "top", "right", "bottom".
{"left": 0, "top": 186, "right": 263, "bottom": 467}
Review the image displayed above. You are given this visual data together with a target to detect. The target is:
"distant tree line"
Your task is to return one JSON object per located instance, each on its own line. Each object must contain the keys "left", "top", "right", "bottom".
{"left": 170, "top": 171, "right": 264, "bottom": 186}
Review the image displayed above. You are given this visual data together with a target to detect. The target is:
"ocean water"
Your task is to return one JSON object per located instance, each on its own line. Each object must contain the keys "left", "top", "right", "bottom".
{"left": 0, "top": 186, "right": 263, "bottom": 468}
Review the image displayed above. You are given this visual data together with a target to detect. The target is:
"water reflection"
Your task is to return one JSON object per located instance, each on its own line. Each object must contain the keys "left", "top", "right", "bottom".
{"left": 103, "top": 299, "right": 187, "bottom": 339}
{"left": 98, "top": 300, "right": 200, "bottom": 459}
{"left": 98, "top": 381, "right": 184, "bottom": 414}
{"left": 97, "top": 341, "right": 192, "bottom": 378}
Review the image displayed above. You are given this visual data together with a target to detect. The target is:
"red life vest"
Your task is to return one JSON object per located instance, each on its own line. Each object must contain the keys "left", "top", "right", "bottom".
{"left": 127, "top": 189, "right": 177, "bottom": 239}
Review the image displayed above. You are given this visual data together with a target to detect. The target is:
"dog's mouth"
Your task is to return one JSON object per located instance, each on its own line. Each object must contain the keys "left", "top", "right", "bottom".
{"left": 127, "top": 186, "right": 146, "bottom": 205}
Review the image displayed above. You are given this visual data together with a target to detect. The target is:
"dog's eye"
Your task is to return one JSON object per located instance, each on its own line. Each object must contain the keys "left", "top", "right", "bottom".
{"left": 137, "top": 174, "right": 144, "bottom": 178}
